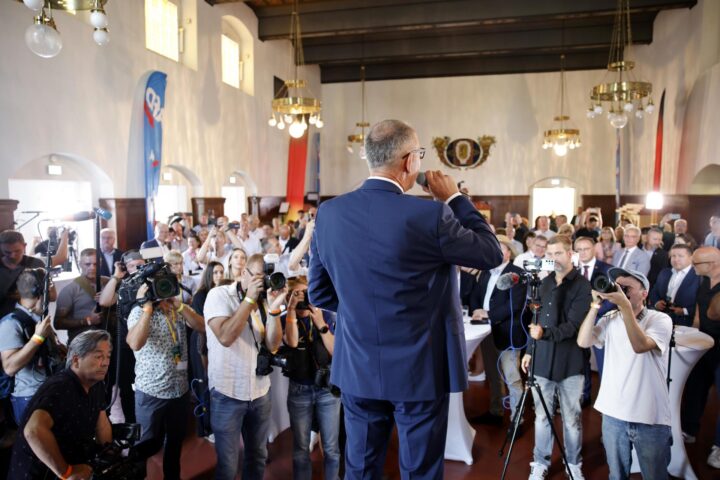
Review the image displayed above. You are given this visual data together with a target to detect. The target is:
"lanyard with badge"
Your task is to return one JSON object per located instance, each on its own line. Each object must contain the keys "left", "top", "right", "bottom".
{"left": 236, "top": 282, "right": 266, "bottom": 350}
{"left": 162, "top": 306, "right": 186, "bottom": 370}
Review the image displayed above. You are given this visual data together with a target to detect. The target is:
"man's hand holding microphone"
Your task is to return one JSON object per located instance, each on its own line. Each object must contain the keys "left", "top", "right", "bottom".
{"left": 416, "top": 170, "right": 460, "bottom": 203}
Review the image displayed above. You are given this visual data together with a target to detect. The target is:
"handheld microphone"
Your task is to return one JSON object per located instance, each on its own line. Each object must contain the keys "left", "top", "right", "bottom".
{"left": 496, "top": 272, "right": 522, "bottom": 291}
{"left": 94, "top": 207, "right": 113, "bottom": 220}
{"left": 415, "top": 172, "right": 428, "bottom": 188}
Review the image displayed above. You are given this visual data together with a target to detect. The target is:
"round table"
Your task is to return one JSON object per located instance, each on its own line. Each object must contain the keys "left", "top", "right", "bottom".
{"left": 444, "top": 320, "right": 491, "bottom": 465}
{"left": 629, "top": 326, "right": 714, "bottom": 478}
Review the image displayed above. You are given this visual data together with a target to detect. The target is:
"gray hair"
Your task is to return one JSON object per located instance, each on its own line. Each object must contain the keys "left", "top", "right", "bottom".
{"left": 66, "top": 329, "right": 112, "bottom": 368}
{"left": 364, "top": 119, "right": 416, "bottom": 169}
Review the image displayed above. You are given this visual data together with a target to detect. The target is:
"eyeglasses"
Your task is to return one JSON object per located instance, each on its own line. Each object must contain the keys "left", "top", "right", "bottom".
{"left": 402, "top": 147, "right": 426, "bottom": 160}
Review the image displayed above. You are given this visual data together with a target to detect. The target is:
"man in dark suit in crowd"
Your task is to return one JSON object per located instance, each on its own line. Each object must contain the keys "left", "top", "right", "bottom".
{"left": 309, "top": 119, "right": 502, "bottom": 480}
{"left": 140, "top": 222, "right": 169, "bottom": 262}
{"left": 649, "top": 243, "right": 700, "bottom": 327}
{"left": 468, "top": 235, "right": 527, "bottom": 426}
{"left": 646, "top": 227, "right": 671, "bottom": 288}
{"left": 98, "top": 228, "right": 123, "bottom": 278}
{"left": 574, "top": 236, "right": 612, "bottom": 406}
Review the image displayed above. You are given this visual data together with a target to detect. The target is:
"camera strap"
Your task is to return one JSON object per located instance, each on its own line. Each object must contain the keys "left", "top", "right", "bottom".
{"left": 236, "top": 282, "right": 264, "bottom": 353}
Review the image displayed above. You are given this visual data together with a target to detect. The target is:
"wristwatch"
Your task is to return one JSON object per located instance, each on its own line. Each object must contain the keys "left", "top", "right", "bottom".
{"left": 318, "top": 325, "right": 329, "bottom": 334}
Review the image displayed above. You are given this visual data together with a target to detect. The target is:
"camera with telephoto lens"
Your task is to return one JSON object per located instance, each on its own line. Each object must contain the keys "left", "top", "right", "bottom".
{"left": 592, "top": 274, "right": 631, "bottom": 296}
{"left": 262, "top": 254, "right": 286, "bottom": 296}
{"left": 256, "top": 346, "right": 291, "bottom": 376}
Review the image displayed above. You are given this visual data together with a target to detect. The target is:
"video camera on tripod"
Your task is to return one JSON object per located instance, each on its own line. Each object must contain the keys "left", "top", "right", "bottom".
{"left": 116, "top": 262, "right": 180, "bottom": 317}
{"left": 495, "top": 258, "right": 555, "bottom": 292}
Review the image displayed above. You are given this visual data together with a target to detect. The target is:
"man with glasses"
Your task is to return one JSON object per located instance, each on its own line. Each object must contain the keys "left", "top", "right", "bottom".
{"left": 55, "top": 248, "right": 110, "bottom": 344}
{"left": 613, "top": 225, "right": 651, "bottom": 276}
{"left": 309, "top": 119, "right": 502, "bottom": 479}
{"left": 203, "top": 253, "right": 287, "bottom": 480}
{"left": 682, "top": 246, "right": 720, "bottom": 468}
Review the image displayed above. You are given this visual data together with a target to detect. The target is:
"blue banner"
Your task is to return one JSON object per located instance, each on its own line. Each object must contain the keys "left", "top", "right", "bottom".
{"left": 143, "top": 71, "right": 167, "bottom": 239}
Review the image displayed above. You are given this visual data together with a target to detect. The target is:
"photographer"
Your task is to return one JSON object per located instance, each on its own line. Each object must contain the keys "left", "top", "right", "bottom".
{"left": 125, "top": 270, "right": 205, "bottom": 480}
{"left": 577, "top": 268, "right": 672, "bottom": 479}
{"left": 1, "top": 230, "right": 53, "bottom": 319}
{"left": 8, "top": 330, "right": 113, "bottom": 480}
{"left": 0, "top": 269, "right": 56, "bottom": 423}
{"left": 32, "top": 226, "right": 69, "bottom": 269}
{"left": 521, "top": 236, "right": 591, "bottom": 480}
{"left": 203, "top": 253, "right": 286, "bottom": 480}
{"left": 284, "top": 278, "right": 340, "bottom": 480}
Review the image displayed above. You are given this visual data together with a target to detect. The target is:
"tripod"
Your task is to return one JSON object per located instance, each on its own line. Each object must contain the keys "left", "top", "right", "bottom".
{"left": 498, "top": 273, "right": 575, "bottom": 480}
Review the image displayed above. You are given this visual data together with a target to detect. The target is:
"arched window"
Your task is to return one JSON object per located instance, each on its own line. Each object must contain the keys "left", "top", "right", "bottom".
{"left": 222, "top": 16, "right": 254, "bottom": 96}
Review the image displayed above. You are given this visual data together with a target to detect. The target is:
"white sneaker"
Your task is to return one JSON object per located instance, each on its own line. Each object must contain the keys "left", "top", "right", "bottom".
{"left": 566, "top": 463, "right": 585, "bottom": 480}
{"left": 528, "top": 462, "right": 548, "bottom": 480}
{"left": 708, "top": 446, "right": 720, "bottom": 469}
{"left": 205, "top": 433, "right": 215, "bottom": 444}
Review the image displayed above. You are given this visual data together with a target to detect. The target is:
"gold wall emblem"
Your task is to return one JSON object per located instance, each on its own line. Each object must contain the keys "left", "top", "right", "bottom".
{"left": 432, "top": 136, "right": 496, "bottom": 169}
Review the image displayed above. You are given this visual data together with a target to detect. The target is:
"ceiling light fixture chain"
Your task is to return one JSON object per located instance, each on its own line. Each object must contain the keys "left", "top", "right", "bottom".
{"left": 268, "top": 0, "right": 323, "bottom": 138}
{"left": 587, "top": 0, "right": 653, "bottom": 128}
{"left": 347, "top": 64, "right": 370, "bottom": 159}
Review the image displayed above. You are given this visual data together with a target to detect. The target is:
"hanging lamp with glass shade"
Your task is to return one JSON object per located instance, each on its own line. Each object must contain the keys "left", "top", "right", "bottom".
{"left": 587, "top": 0, "right": 653, "bottom": 129}
{"left": 347, "top": 65, "right": 370, "bottom": 160}
{"left": 542, "top": 54, "right": 581, "bottom": 157}
{"left": 268, "top": 0, "right": 322, "bottom": 138}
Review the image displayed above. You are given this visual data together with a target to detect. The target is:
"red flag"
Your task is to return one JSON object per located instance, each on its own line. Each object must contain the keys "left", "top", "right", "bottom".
{"left": 286, "top": 133, "right": 308, "bottom": 220}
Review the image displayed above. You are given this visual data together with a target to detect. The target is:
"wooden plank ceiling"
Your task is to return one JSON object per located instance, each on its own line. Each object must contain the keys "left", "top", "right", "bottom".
{"left": 205, "top": 0, "right": 697, "bottom": 83}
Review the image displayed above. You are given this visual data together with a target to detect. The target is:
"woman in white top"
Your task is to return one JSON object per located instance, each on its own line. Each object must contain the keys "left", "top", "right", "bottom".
{"left": 197, "top": 227, "right": 231, "bottom": 268}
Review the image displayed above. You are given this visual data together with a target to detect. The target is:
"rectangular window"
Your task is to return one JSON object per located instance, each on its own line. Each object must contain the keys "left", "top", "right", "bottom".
{"left": 145, "top": 0, "right": 179, "bottom": 62}
{"left": 221, "top": 35, "right": 240, "bottom": 88}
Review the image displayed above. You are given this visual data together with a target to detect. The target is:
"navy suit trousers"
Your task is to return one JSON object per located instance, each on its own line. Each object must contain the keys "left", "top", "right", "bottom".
{"left": 341, "top": 392, "right": 450, "bottom": 480}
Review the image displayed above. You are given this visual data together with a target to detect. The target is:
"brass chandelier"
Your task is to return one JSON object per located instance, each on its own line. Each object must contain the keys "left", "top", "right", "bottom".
{"left": 543, "top": 54, "right": 581, "bottom": 157}
{"left": 587, "top": 0, "right": 654, "bottom": 128}
{"left": 268, "top": 0, "right": 323, "bottom": 138}
{"left": 20, "top": 0, "right": 110, "bottom": 58}
{"left": 347, "top": 65, "right": 370, "bottom": 159}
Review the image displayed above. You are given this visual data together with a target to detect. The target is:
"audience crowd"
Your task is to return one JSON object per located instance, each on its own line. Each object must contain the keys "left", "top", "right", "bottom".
{"left": 0, "top": 203, "right": 719, "bottom": 480}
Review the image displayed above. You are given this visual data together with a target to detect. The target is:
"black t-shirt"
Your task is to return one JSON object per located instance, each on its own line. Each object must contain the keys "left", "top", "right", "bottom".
{"left": 697, "top": 277, "right": 720, "bottom": 342}
{"left": 0, "top": 256, "right": 45, "bottom": 319}
{"left": 8, "top": 369, "right": 106, "bottom": 479}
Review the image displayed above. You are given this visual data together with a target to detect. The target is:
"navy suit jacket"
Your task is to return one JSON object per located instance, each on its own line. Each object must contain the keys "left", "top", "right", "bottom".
{"left": 649, "top": 267, "right": 700, "bottom": 326}
{"left": 98, "top": 249, "right": 123, "bottom": 277}
{"left": 308, "top": 179, "right": 503, "bottom": 402}
{"left": 469, "top": 263, "right": 528, "bottom": 351}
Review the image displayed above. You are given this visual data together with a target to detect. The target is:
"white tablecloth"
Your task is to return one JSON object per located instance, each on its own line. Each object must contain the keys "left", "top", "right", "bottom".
{"left": 629, "top": 326, "right": 714, "bottom": 478}
{"left": 444, "top": 320, "right": 491, "bottom": 465}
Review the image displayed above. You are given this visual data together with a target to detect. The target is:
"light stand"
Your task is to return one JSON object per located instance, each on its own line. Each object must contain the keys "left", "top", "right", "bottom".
{"left": 498, "top": 271, "right": 575, "bottom": 480}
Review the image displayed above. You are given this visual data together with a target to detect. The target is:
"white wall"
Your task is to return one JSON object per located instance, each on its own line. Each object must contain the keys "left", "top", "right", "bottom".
{"left": 0, "top": 0, "right": 321, "bottom": 199}
{"left": 319, "top": 0, "right": 720, "bottom": 198}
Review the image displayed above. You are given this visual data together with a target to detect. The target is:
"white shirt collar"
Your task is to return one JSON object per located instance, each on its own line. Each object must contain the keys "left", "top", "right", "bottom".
{"left": 492, "top": 262, "right": 509, "bottom": 275}
{"left": 368, "top": 176, "right": 404, "bottom": 193}
{"left": 580, "top": 257, "right": 596, "bottom": 269}
{"left": 674, "top": 265, "right": 692, "bottom": 275}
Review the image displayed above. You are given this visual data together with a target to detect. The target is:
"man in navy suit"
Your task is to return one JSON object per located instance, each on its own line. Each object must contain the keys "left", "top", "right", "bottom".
{"left": 646, "top": 227, "right": 671, "bottom": 289}
{"left": 308, "top": 119, "right": 502, "bottom": 480}
{"left": 649, "top": 244, "right": 700, "bottom": 327}
{"left": 468, "top": 235, "right": 528, "bottom": 425}
{"left": 140, "top": 222, "right": 169, "bottom": 261}
{"left": 613, "top": 225, "right": 650, "bottom": 276}
{"left": 98, "top": 228, "right": 123, "bottom": 277}
{"left": 574, "top": 236, "right": 612, "bottom": 406}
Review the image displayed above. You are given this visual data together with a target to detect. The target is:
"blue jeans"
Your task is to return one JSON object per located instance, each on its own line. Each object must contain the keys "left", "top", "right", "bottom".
{"left": 10, "top": 395, "right": 32, "bottom": 425}
{"left": 287, "top": 381, "right": 341, "bottom": 480}
{"left": 498, "top": 349, "right": 523, "bottom": 418}
{"left": 532, "top": 374, "right": 583, "bottom": 466}
{"left": 210, "top": 389, "right": 272, "bottom": 480}
{"left": 602, "top": 414, "right": 671, "bottom": 479}
{"left": 135, "top": 390, "right": 188, "bottom": 480}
